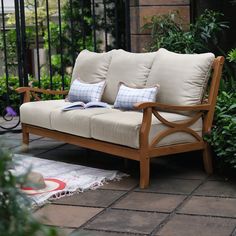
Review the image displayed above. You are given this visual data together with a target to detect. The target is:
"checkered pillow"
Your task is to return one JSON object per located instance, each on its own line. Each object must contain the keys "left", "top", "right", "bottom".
{"left": 114, "top": 83, "right": 159, "bottom": 110}
{"left": 68, "top": 79, "right": 106, "bottom": 103}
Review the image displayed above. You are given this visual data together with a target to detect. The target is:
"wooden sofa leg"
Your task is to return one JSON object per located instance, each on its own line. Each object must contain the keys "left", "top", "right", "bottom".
{"left": 203, "top": 144, "right": 213, "bottom": 175}
{"left": 139, "top": 156, "right": 150, "bottom": 189}
{"left": 22, "top": 124, "right": 29, "bottom": 146}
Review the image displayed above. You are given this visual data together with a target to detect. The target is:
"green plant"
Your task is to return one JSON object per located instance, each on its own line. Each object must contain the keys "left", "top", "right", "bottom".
{"left": 0, "top": 30, "right": 18, "bottom": 70}
{"left": 2, "top": 0, "right": 56, "bottom": 70}
{"left": 30, "top": 73, "right": 70, "bottom": 99}
{"left": 222, "top": 48, "right": 236, "bottom": 91}
{"left": 0, "top": 139, "right": 58, "bottom": 236}
{"left": 205, "top": 91, "right": 236, "bottom": 169}
{"left": 142, "top": 13, "right": 198, "bottom": 53}
{"left": 43, "top": 1, "right": 98, "bottom": 73}
{"left": 227, "top": 48, "right": 236, "bottom": 62}
{"left": 0, "top": 75, "right": 21, "bottom": 112}
{"left": 205, "top": 48, "right": 236, "bottom": 170}
{"left": 0, "top": 74, "right": 71, "bottom": 112}
{"left": 142, "top": 10, "right": 228, "bottom": 54}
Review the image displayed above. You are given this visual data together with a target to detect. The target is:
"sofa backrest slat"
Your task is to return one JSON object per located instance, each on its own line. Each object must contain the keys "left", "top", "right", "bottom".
{"left": 203, "top": 56, "right": 225, "bottom": 134}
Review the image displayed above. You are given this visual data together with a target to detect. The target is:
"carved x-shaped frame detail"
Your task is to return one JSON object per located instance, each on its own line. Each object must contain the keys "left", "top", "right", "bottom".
{"left": 150, "top": 109, "right": 203, "bottom": 149}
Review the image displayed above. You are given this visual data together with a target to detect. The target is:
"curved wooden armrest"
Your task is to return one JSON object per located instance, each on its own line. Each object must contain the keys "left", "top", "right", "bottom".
{"left": 16, "top": 87, "right": 69, "bottom": 103}
{"left": 16, "top": 87, "right": 69, "bottom": 95}
{"left": 134, "top": 102, "right": 211, "bottom": 111}
{"left": 137, "top": 102, "right": 207, "bottom": 149}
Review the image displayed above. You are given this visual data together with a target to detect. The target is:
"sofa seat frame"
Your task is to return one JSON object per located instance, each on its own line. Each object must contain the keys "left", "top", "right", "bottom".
{"left": 16, "top": 56, "right": 224, "bottom": 188}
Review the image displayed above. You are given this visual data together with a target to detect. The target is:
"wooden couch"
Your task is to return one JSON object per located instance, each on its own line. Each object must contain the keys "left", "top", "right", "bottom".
{"left": 16, "top": 49, "right": 224, "bottom": 188}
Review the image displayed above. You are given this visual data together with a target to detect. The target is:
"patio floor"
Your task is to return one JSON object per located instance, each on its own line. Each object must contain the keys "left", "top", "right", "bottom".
{"left": 2, "top": 125, "right": 236, "bottom": 236}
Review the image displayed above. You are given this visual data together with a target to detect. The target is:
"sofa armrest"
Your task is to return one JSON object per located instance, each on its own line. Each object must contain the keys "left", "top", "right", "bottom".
{"left": 135, "top": 102, "right": 208, "bottom": 149}
{"left": 134, "top": 102, "right": 211, "bottom": 112}
{"left": 16, "top": 87, "right": 69, "bottom": 103}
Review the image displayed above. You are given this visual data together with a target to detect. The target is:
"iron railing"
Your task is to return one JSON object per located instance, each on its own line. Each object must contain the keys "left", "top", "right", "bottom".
{"left": 0, "top": 0, "right": 130, "bottom": 132}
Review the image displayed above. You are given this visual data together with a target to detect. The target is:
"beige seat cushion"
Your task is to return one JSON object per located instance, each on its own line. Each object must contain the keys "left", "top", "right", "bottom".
{"left": 20, "top": 100, "right": 67, "bottom": 129}
{"left": 147, "top": 48, "right": 215, "bottom": 108}
{"left": 71, "top": 49, "right": 113, "bottom": 84}
{"left": 20, "top": 99, "right": 120, "bottom": 138}
{"left": 91, "top": 110, "right": 202, "bottom": 149}
{"left": 102, "top": 49, "right": 157, "bottom": 104}
{"left": 51, "top": 108, "right": 120, "bottom": 138}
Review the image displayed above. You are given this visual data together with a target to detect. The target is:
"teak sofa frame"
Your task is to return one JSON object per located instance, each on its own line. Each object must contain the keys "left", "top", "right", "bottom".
{"left": 16, "top": 56, "right": 224, "bottom": 188}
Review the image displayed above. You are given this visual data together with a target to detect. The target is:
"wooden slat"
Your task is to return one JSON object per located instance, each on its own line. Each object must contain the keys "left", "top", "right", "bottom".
{"left": 134, "top": 102, "right": 211, "bottom": 111}
{"left": 24, "top": 124, "right": 140, "bottom": 161}
{"left": 16, "top": 87, "right": 69, "bottom": 95}
{"left": 203, "top": 56, "right": 225, "bottom": 133}
{"left": 149, "top": 142, "right": 205, "bottom": 157}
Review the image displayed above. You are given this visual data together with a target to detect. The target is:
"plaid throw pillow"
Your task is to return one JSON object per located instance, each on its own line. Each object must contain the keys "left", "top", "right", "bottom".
{"left": 68, "top": 79, "right": 106, "bottom": 103}
{"left": 114, "top": 83, "right": 159, "bottom": 110}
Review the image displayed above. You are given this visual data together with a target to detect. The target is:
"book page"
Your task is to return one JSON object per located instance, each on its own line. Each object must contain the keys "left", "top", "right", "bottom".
{"left": 84, "top": 101, "right": 111, "bottom": 108}
{"left": 61, "top": 101, "right": 85, "bottom": 111}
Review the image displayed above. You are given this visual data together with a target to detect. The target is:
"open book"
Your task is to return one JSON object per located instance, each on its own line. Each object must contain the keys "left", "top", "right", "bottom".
{"left": 62, "top": 101, "right": 111, "bottom": 111}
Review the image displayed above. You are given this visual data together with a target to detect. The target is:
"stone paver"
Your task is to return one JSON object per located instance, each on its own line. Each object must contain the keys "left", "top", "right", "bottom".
{"left": 35, "top": 205, "right": 102, "bottom": 228}
{"left": 168, "top": 169, "right": 208, "bottom": 180}
{"left": 27, "top": 139, "right": 65, "bottom": 150}
{"left": 85, "top": 209, "right": 167, "bottom": 234}
{"left": 156, "top": 214, "right": 236, "bottom": 236}
{"left": 2, "top": 138, "right": 22, "bottom": 148}
{"left": 38, "top": 148, "right": 88, "bottom": 164}
{"left": 194, "top": 180, "right": 236, "bottom": 198}
{"left": 178, "top": 196, "right": 236, "bottom": 218}
{"left": 137, "top": 178, "right": 202, "bottom": 194}
{"left": 113, "top": 192, "right": 186, "bottom": 213}
{"left": 4, "top": 132, "right": 41, "bottom": 140}
{"left": 57, "top": 144, "right": 85, "bottom": 150}
{"left": 55, "top": 189, "right": 125, "bottom": 207}
{"left": 14, "top": 148, "right": 48, "bottom": 156}
{"left": 150, "top": 166, "right": 207, "bottom": 180}
{"left": 3, "top": 128, "right": 236, "bottom": 236}
{"left": 71, "top": 229, "right": 132, "bottom": 236}
{"left": 57, "top": 228, "right": 75, "bottom": 235}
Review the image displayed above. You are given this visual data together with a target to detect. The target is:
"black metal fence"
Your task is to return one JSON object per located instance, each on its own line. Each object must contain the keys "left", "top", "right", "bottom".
{"left": 0, "top": 0, "right": 130, "bottom": 115}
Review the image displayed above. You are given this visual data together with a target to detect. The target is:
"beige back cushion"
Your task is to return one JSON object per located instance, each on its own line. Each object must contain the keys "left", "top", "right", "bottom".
{"left": 102, "top": 49, "right": 157, "bottom": 104}
{"left": 147, "top": 48, "right": 215, "bottom": 107}
{"left": 71, "top": 49, "right": 113, "bottom": 84}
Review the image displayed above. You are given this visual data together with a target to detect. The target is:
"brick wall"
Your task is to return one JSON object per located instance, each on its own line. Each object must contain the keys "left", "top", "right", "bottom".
{"left": 130, "top": 0, "right": 190, "bottom": 52}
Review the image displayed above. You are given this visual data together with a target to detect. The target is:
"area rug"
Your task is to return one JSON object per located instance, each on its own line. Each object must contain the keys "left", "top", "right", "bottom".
{"left": 12, "top": 154, "right": 127, "bottom": 206}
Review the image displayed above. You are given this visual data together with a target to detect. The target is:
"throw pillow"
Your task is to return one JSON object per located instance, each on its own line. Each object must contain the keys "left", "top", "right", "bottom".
{"left": 114, "top": 83, "right": 159, "bottom": 110}
{"left": 68, "top": 79, "right": 106, "bottom": 103}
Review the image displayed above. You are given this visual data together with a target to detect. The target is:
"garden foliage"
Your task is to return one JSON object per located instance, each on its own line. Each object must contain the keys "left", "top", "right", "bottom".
{"left": 0, "top": 74, "right": 70, "bottom": 112}
{"left": 142, "top": 10, "right": 228, "bottom": 54}
{"left": 0, "top": 140, "right": 58, "bottom": 236}
{"left": 205, "top": 91, "right": 236, "bottom": 169}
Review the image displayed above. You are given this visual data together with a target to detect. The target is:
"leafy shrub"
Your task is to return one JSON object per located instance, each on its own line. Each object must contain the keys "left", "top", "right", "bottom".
{"left": 208, "top": 48, "right": 236, "bottom": 170}
{"left": 0, "top": 74, "right": 71, "bottom": 112}
{"left": 30, "top": 73, "right": 70, "bottom": 100}
{"left": 0, "top": 139, "right": 58, "bottom": 235}
{"left": 0, "top": 75, "right": 21, "bottom": 113}
{"left": 205, "top": 91, "right": 236, "bottom": 169}
{"left": 142, "top": 9, "right": 228, "bottom": 54}
{"left": 227, "top": 48, "right": 236, "bottom": 62}
{"left": 0, "top": 30, "right": 17, "bottom": 69}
